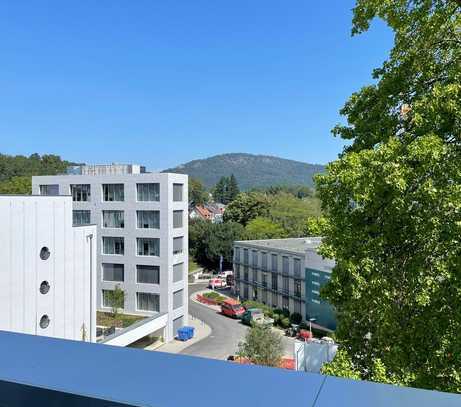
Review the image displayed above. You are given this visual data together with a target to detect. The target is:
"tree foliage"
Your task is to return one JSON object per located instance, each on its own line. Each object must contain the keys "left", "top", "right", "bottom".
{"left": 0, "top": 176, "right": 31, "bottom": 194}
{"left": 316, "top": 0, "right": 461, "bottom": 392}
{"left": 223, "top": 192, "right": 270, "bottom": 226}
{"left": 189, "top": 177, "right": 209, "bottom": 205}
{"left": 189, "top": 219, "right": 245, "bottom": 269}
{"left": 106, "top": 285, "right": 125, "bottom": 326}
{"left": 245, "top": 217, "right": 287, "bottom": 240}
{"left": 212, "top": 174, "right": 240, "bottom": 204}
{"left": 237, "top": 324, "right": 284, "bottom": 367}
{"left": 0, "top": 153, "right": 74, "bottom": 194}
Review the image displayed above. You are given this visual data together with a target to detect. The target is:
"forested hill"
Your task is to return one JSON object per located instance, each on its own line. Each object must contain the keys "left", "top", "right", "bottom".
{"left": 0, "top": 153, "right": 75, "bottom": 194}
{"left": 163, "top": 153, "right": 325, "bottom": 190}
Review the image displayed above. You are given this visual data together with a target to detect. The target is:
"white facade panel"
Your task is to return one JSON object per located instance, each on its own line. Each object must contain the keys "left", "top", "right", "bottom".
{"left": 0, "top": 196, "right": 96, "bottom": 342}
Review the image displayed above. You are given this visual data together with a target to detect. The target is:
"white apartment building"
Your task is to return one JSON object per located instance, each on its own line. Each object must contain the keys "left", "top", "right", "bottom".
{"left": 32, "top": 164, "right": 188, "bottom": 341}
{"left": 0, "top": 195, "right": 97, "bottom": 342}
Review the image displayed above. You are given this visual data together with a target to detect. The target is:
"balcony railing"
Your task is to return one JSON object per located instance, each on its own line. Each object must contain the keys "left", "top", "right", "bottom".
{"left": 0, "top": 331, "right": 457, "bottom": 406}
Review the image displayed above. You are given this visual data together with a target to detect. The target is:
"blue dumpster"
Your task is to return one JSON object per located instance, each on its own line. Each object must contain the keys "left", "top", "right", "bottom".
{"left": 177, "top": 327, "right": 189, "bottom": 341}
{"left": 184, "top": 326, "right": 194, "bottom": 340}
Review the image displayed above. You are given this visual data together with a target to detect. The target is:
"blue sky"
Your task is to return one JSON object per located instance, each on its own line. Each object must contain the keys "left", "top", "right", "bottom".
{"left": 0, "top": 1, "right": 393, "bottom": 169}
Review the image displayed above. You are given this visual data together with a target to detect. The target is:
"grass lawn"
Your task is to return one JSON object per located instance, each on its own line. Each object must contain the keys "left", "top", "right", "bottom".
{"left": 189, "top": 255, "right": 200, "bottom": 274}
{"left": 97, "top": 311, "right": 145, "bottom": 329}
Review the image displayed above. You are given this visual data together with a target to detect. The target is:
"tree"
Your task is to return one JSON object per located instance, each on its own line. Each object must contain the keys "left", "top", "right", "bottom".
{"left": 227, "top": 174, "right": 240, "bottom": 203}
{"left": 0, "top": 176, "right": 31, "bottom": 194}
{"left": 223, "top": 192, "right": 270, "bottom": 226}
{"left": 189, "top": 219, "right": 245, "bottom": 269}
{"left": 267, "top": 193, "right": 321, "bottom": 237}
{"left": 237, "top": 324, "right": 283, "bottom": 367}
{"left": 189, "top": 177, "right": 209, "bottom": 205}
{"left": 316, "top": 0, "right": 461, "bottom": 392}
{"left": 106, "top": 285, "right": 125, "bottom": 327}
{"left": 245, "top": 217, "right": 286, "bottom": 240}
{"left": 213, "top": 176, "right": 227, "bottom": 204}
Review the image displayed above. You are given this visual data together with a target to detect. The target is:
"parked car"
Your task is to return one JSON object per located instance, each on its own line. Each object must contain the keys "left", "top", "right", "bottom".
{"left": 241, "top": 308, "right": 274, "bottom": 326}
{"left": 221, "top": 298, "right": 245, "bottom": 319}
{"left": 217, "top": 270, "right": 233, "bottom": 278}
{"left": 208, "top": 277, "right": 226, "bottom": 289}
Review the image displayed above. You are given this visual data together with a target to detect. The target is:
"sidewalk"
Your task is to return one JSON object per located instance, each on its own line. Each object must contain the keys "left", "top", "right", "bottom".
{"left": 153, "top": 315, "right": 211, "bottom": 354}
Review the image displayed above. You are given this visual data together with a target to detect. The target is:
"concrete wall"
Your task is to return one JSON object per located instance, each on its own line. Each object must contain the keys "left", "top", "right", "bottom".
{"left": 0, "top": 196, "right": 96, "bottom": 342}
{"left": 32, "top": 172, "right": 188, "bottom": 341}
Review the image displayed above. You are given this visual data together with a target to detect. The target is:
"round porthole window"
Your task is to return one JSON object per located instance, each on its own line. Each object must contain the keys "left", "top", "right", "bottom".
{"left": 39, "top": 315, "right": 50, "bottom": 329}
{"left": 40, "top": 281, "right": 50, "bottom": 295}
{"left": 40, "top": 247, "right": 50, "bottom": 260}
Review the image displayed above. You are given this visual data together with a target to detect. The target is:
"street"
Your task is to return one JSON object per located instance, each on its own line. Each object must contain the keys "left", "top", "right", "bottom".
{"left": 182, "top": 283, "right": 295, "bottom": 360}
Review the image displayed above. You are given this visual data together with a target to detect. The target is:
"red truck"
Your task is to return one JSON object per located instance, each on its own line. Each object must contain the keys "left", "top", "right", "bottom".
{"left": 221, "top": 298, "right": 245, "bottom": 319}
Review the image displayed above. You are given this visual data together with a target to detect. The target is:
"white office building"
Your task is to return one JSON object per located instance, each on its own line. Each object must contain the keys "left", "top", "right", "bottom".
{"left": 0, "top": 195, "right": 97, "bottom": 342}
{"left": 32, "top": 164, "right": 188, "bottom": 341}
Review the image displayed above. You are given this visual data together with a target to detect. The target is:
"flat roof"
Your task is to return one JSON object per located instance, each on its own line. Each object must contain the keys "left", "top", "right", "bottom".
{"left": 234, "top": 237, "right": 323, "bottom": 254}
{"left": 0, "top": 330, "right": 459, "bottom": 406}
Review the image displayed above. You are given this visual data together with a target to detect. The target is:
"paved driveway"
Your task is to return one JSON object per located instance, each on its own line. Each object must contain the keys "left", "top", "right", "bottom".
{"left": 182, "top": 283, "right": 295, "bottom": 361}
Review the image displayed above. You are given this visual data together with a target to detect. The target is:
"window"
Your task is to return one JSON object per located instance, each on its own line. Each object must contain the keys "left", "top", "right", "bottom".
{"left": 262, "top": 272, "right": 267, "bottom": 287}
{"left": 235, "top": 265, "right": 241, "bottom": 280}
{"left": 252, "top": 251, "right": 258, "bottom": 267}
{"left": 294, "top": 300, "right": 302, "bottom": 315}
{"left": 102, "top": 263, "right": 124, "bottom": 282}
{"left": 173, "top": 183, "right": 183, "bottom": 202}
{"left": 136, "top": 265, "right": 160, "bottom": 284}
{"left": 294, "top": 279, "right": 302, "bottom": 298}
{"left": 294, "top": 258, "right": 301, "bottom": 278}
{"left": 70, "top": 184, "right": 91, "bottom": 201}
{"left": 173, "top": 263, "right": 183, "bottom": 283}
{"left": 253, "top": 288, "right": 258, "bottom": 301}
{"left": 235, "top": 248, "right": 240, "bottom": 263}
{"left": 103, "top": 184, "right": 124, "bottom": 202}
{"left": 271, "top": 273, "right": 278, "bottom": 290}
{"left": 262, "top": 290, "right": 268, "bottom": 304}
{"left": 243, "top": 249, "right": 249, "bottom": 265}
{"left": 272, "top": 292, "right": 278, "bottom": 307}
{"left": 137, "top": 210, "right": 159, "bottom": 229}
{"left": 173, "top": 210, "right": 183, "bottom": 228}
{"left": 137, "top": 238, "right": 160, "bottom": 256}
{"left": 173, "top": 289, "right": 183, "bottom": 309}
{"left": 173, "top": 237, "right": 183, "bottom": 255}
{"left": 73, "top": 210, "right": 91, "bottom": 226}
{"left": 282, "top": 296, "right": 289, "bottom": 311}
{"left": 102, "top": 237, "right": 124, "bottom": 255}
{"left": 39, "top": 184, "right": 59, "bottom": 196}
{"left": 137, "top": 292, "right": 159, "bottom": 312}
{"left": 252, "top": 269, "right": 258, "bottom": 283}
{"left": 137, "top": 183, "right": 160, "bottom": 202}
{"left": 262, "top": 252, "right": 268, "bottom": 270}
{"left": 283, "top": 276, "right": 289, "bottom": 292}
{"left": 243, "top": 285, "right": 249, "bottom": 299}
{"left": 244, "top": 266, "right": 249, "bottom": 281}
{"left": 102, "top": 211, "right": 124, "bottom": 228}
{"left": 102, "top": 289, "right": 125, "bottom": 309}
{"left": 271, "top": 254, "right": 278, "bottom": 272}
{"left": 282, "top": 256, "right": 289, "bottom": 275}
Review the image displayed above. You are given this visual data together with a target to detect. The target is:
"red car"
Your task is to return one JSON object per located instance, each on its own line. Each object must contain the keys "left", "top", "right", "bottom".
{"left": 221, "top": 298, "right": 245, "bottom": 318}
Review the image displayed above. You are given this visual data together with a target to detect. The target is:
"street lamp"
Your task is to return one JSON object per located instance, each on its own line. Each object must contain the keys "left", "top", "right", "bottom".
{"left": 309, "top": 318, "right": 316, "bottom": 335}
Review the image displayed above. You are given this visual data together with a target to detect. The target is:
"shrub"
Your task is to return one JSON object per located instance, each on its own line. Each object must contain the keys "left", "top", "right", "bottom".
{"left": 281, "top": 309, "right": 290, "bottom": 318}
{"left": 290, "top": 312, "right": 302, "bottom": 325}
{"left": 242, "top": 300, "right": 271, "bottom": 315}
{"left": 280, "top": 317, "right": 291, "bottom": 329}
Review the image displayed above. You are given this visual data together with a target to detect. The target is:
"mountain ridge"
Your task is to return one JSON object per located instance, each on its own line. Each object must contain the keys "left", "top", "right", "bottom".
{"left": 163, "top": 153, "right": 325, "bottom": 190}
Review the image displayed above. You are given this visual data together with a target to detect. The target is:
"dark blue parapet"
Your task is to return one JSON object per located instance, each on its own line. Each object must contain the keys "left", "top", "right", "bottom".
{"left": 0, "top": 330, "right": 459, "bottom": 407}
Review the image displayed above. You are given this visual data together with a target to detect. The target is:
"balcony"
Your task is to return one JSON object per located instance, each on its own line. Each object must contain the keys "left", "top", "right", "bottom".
{"left": 0, "top": 331, "right": 458, "bottom": 406}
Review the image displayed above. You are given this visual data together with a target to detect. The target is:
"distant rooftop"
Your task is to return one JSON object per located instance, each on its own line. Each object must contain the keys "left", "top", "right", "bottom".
{"left": 66, "top": 164, "right": 147, "bottom": 176}
{"left": 235, "top": 237, "right": 323, "bottom": 254}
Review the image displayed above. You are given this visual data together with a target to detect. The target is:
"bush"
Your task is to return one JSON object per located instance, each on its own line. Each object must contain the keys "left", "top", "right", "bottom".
{"left": 290, "top": 312, "right": 302, "bottom": 325}
{"left": 273, "top": 308, "right": 284, "bottom": 316}
{"left": 242, "top": 300, "right": 271, "bottom": 315}
{"left": 281, "top": 309, "right": 290, "bottom": 318}
{"left": 280, "top": 317, "right": 291, "bottom": 329}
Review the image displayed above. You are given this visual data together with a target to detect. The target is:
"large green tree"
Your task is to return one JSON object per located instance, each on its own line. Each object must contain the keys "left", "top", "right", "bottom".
{"left": 245, "top": 217, "right": 287, "bottom": 240}
{"left": 189, "top": 219, "right": 245, "bottom": 269}
{"left": 223, "top": 192, "right": 270, "bottom": 226}
{"left": 316, "top": 0, "right": 461, "bottom": 392}
{"left": 189, "top": 177, "right": 209, "bottom": 205}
